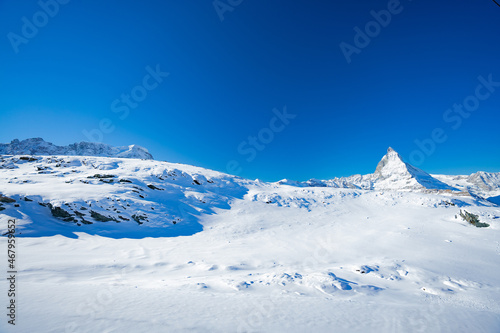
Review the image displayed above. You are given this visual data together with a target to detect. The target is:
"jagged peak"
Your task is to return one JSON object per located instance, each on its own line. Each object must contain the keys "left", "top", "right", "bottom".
{"left": 374, "top": 147, "right": 407, "bottom": 177}
{"left": 373, "top": 147, "right": 457, "bottom": 190}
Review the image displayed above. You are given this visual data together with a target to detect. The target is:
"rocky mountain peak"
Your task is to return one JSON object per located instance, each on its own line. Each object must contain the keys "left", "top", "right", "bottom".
{"left": 373, "top": 147, "right": 456, "bottom": 190}
{"left": 374, "top": 147, "right": 408, "bottom": 179}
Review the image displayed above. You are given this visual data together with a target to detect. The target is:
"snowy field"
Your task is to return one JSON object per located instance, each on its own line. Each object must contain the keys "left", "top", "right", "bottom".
{"left": 0, "top": 154, "right": 499, "bottom": 332}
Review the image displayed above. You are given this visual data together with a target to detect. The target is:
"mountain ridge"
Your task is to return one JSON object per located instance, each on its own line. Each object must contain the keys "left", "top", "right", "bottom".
{"left": 1, "top": 138, "right": 499, "bottom": 197}
{"left": 0, "top": 138, "right": 153, "bottom": 160}
{"left": 0, "top": 145, "right": 498, "bottom": 237}
{"left": 282, "top": 147, "right": 499, "bottom": 197}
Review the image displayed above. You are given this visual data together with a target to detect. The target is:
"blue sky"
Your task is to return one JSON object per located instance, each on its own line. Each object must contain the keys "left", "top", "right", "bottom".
{"left": 0, "top": 0, "right": 499, "bottom": 181}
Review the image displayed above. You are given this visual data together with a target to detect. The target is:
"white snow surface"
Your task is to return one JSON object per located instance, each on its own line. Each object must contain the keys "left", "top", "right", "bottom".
{"left": 0, "top": 147, "right": 500, "bottom": 332}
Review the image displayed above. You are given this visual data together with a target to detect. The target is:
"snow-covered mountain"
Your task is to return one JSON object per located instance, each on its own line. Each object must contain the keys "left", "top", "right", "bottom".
{"left": 433, "top": 171, "right": 500, "bottom": 197}
{"left": 0, "top": 142, "right": 498, "bottom": 238}
{"left": 0, "top": 138, "right": 153, "bottom": 159}
{"left": 372, "top": 147, "right": 457, "bottom": 190}
{"left": 2, "top": 139, "right": 497, "bottom": 197}
{"left": 280, "top": 147, "right": 462, "bottom": 192}
{"left": 1, "top": 141, "right": 500, "bottom": 332}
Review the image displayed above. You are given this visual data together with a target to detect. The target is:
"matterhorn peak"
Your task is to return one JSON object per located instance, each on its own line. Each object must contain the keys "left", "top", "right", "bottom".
{"left": 385, "top": 147, "right": 402, "bottom": 159}
{"left": 374, "top": 147, "right": 407, "bottom": 178}
{"left": 373, "top": 147, "right": 456, "bottom": 191}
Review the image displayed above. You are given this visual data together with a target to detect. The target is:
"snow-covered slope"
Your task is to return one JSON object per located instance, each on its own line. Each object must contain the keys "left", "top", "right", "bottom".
{"left": 0, "top": 143, "right": 500, "bottom": 332}
{"left": 1, "top": 162, "right": 500, "bottom": 332}
{"left": 0, "top": 155, "right": 247, "bottom": 238}
{"left": 0, "top": 138, "right": 153, "bottom": 159}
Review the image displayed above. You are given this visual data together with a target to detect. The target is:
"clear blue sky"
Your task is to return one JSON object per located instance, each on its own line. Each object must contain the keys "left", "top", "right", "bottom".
{"left": 1, "top": 0, "right": 499, "bottom": 181}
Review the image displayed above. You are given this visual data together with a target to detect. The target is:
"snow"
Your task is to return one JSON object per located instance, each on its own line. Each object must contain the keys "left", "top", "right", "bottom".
{"left": 0, "top": 145, "right": 499, "bottom": 332}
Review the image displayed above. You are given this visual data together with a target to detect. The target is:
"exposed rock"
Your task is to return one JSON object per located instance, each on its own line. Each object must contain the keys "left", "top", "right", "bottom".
{"left": 90, "top": 210, "right": 118, "bottom": 222}
{"left": 88, "top": 174, "right": 116, "bottom": 179}
{"left": 0, "top": 194, "right": 16, "bottom": 203}
{"left": 459, "top": 209, "right": 489, "bottom": 228}
{"left": 19, "top": 156, "right": 37, "bottom": 162}
{"left": 132, "top": 214, "right": 147, "bottom": 225}
{"left": 48, "top": 204, "right": 75, "bottom": 222}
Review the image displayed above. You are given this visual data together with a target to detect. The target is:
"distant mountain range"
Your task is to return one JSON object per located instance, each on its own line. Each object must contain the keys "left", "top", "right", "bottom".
{"left": 1, "top": 138, "right": 499, "bottom": 199}
{"left": 278, "top": 147, "right": 500, "bottom": 199}
{"left": 0, "top": 138, "right": 153, "bottom": 160}
{"left": 0, "top": 138, "right": 498, "bottom": 237}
